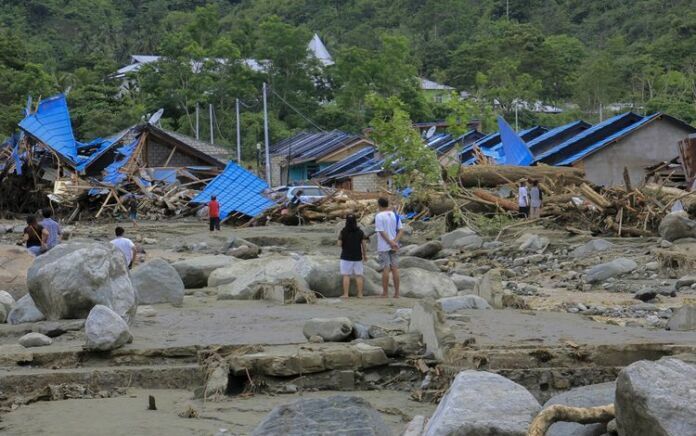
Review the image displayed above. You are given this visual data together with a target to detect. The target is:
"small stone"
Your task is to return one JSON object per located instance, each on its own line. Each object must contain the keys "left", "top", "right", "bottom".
{"left": 136, "top": 306, "right": 157, "bottom": 317}
{"left": 309, "top": 335, "right": 324, "bottom": 343}
{"left": 645, "top": 261, "right": 659, "bottom": 271}
{"left": 634, "top": 288, "right": 658, "bottom": 302}
{"left": 303, "top": 317, "right": 353, "bottom": 342}
{"left": 18, "top": 332, "right": 52, "bottom": 348}
{"left": 659, "top": 240, "right": 673, "bottom": 248}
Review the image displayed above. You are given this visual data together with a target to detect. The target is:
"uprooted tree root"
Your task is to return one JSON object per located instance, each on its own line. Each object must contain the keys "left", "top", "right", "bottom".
{"left": 527, "top": 403, "right": 615, "bottom": 436}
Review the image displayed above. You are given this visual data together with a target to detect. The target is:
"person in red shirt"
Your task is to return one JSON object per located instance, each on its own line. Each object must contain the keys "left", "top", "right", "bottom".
{"left": 208, "top": 195, "right": 221, "bottom": 231}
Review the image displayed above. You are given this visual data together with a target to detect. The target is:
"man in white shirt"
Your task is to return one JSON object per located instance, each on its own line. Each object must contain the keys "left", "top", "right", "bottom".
{"left": 518, "top": 179, "right": 530, "bottom": 219}
{"left": 111, "top": 226, "right": 136, "bottom": 269}
{"left": 375, "top": 197, "right": 404, "bottom": 298}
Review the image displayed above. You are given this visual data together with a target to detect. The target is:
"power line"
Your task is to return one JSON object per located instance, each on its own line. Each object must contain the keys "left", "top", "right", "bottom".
{"left": 269, "top": 87, "right": 325, "bottom": 132}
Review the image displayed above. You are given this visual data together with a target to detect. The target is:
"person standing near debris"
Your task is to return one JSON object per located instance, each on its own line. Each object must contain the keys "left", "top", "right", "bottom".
{"left": 518, "top": 179, "right": 530, "bottom": 218}
{"left": 111, "top": 226, "right": 136, "bottom": 269}
{"left": 208, "top": 195, "right": 221, "bottom": 231}
{"left": 40, "top": 208, "right": 61, "bottom": 250}
{"left": 126, "top": 195, "right": 139, "bottom": 228}
{"left": 22, "top": 215, "right": 49, "bottom": 256}
{"left": 338, "top": 214, "right": 367, "bottom": 298}
{"left": 375, "top": 197, "right": 403, "bottom": 298}
{"left": 530, "top": 180, "right": 543, "bottom": 219}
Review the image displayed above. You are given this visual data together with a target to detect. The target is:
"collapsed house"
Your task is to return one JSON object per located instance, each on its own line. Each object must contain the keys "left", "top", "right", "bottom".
{"left": 0, "top": 94, "right": 273, "bottom": 221}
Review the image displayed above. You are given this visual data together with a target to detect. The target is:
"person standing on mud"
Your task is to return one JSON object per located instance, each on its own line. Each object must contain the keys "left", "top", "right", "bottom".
{"left": 530, "top": 179, "right": 543, "bottom": 219}
{"left": 40, "top": 208, "right": 61, "bottom": 251}
{"left": 126, "top": 195, "right": 139, "bottom": 228}
{"left": 208, "top": 195, "right": 221, "bottom": 231}
{"left": 518, "top": 179, "right": 530, "bottom": 218}
{"left": 338, "top": 214, "right": 367, "bottom": 298}
{"left": 22, "top": 215, "right": 48, "bottom": 256}
{"left": 111, "top": 226, "right": 136, "bottom": 269}
{"left": 375, "top": 197, "right": 403, "bottom": 298}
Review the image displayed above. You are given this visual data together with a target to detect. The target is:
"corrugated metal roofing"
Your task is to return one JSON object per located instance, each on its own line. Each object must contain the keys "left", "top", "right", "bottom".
{"left": 271, "top": 131, "right": 364, "bottom": 164}
{"left": 313, "top": 146, "right": 376, "bottom": 180}
{"left": 191, "top": 162, "right": 275, "bottom": 218}
{"left": 534, "top": 112, "right": 644, "bottom": 165}
{"left": 552, "top": 114, "right": 660, "bottom": 166}
{"left": 19, "top": 94, "right": 78, "bottom": 163}
{"left": 461, "top": 126, "right": 547, "bottom": 164}
{"left": 525, "top": 120, "right": 591, "bottom": 156}
{"left": 151, "top": 126, "right": 229, "bottom": 163}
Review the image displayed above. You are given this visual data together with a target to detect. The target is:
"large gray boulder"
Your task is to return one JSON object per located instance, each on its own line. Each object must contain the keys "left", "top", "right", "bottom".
{"left": 438, "top": 295, "right": 491, "bottom": 312}
{"left": 666, "top": 305, "right": 696, "bottom": 331}
{"left": 451, "top": 274, "right": 478, "bottom": 291}
{"left": 407, "top": 240, "right": 443, "bottom": 259}
{"left": 251, "top": 395, "right": 391, "bottom": 436}
{"left": 400, "top": 269, "right": 457, "bottom": 299}
{"left": 7, "top": 294, "right": 45, "bottom": 324}
{"left": 399, "top": 256, "right": 441, "bottom": 272}
{"left": 302, "top": 257, "right": 381, "bottom": 298}
{"left": 542, "top": 382, "right": 615, "bottom": 436}
{"left": 517, "top": 233, "right": 549, "bottom": 252}
{"left": 18, "top": 332, "right": 52, "bottom": 348}
{"left": 26, "top": 242, "right": 137, "bottom": 324}
{"left": 0, "top": 290, "right": 14, "bottom": 323}
{"left": 584, "top": 258, "right": 637, "bottom": 283}
{"left": 224, "top": 236, "right": 261, "bottom": 259}
{"left": 615, "top": 357, "right": 696, "bottom": 436}
{"left": 570, "top": 239, "right": 614, "bottom": 258}
{"left": 208, "top": 256, "right": 297, "bottom": 288}
{"left": 424, "top": 370, "right": 541, "bottom": 436}
{"left": 303, "top": 317, "right": 354, "bottom": 342}
{"left": 658, "top": 212, "right": 696, "bottom": 242}
{"left": 440, "top": 228, "right": 483, "bottom": 250}
{"left": 84, "top": 305, "right": 132, "bottom": 351}
{"left": 218, "top": 267, "right": 310, "bottom": 303}
{"left": 172, "top": 255, "right": 236, "bottom": 288}
{"left": 130, "top": 259, "right": 185, "bottom": 306}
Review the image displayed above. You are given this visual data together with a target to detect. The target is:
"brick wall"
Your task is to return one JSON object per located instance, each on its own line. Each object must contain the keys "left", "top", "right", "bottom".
{"left": 351, "top": 173, "right": 388, "bottom": 192}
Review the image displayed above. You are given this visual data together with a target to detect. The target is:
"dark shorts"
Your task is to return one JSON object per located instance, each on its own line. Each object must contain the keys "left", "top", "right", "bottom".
{"left": 519, "top": 206, "right": 530, "bottom": 218}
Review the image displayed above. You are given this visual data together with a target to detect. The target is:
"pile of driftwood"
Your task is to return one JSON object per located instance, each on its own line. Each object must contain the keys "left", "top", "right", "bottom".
{"left": 411, "top": 165, "right": 694, "bottom": 237}
{"left": 260, "top": 190, "right": 382, "bottom": 225}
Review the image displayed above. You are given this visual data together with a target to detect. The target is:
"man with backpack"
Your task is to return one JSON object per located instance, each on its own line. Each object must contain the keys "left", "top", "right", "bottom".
{"left": 375, "top": 197, "right": 403, "bottom": 298}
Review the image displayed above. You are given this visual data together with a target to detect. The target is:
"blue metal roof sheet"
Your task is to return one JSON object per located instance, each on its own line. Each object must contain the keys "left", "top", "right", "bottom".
{"left": 313, "top": 146, "right": 376, "bottom": 179}
{"left": 19, "top": 94, "right": 78, "bottom": 163}
{"left": 553, "top": 114, "right": 660, "bottom": 166}
{"left": 534, "top": 112, "right": 644, "bottom": 165}
{"left": 498, "top": 116, "right": 534, "bottom": 166}
{"left": 191, "top": 162, "right": 275, "bottom": 218}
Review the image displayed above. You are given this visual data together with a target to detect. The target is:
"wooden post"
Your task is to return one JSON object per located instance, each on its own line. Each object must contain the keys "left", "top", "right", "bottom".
{"left": 95, "top": 191, "right": 113, "bottom": 218}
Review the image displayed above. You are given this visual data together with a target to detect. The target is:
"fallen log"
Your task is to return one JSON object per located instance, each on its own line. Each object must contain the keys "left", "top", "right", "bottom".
{"left": 472, "top": 189, "right": 518, "bottom": 212}
{"left": 527, "top": 404, "right": 614, "bottom": 436}
{"left": 459, "top": 165, "right": 585, "bottom": 188}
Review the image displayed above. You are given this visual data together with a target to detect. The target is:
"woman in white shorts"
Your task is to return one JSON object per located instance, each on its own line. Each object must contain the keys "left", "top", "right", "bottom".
{"left": 338, "top": 214, "right": 367, "bottom": 298}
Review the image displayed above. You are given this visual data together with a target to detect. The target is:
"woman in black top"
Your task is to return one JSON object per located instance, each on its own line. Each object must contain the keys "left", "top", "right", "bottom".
{"left": 338, "top": 214, "right": 367, "bottom": 298}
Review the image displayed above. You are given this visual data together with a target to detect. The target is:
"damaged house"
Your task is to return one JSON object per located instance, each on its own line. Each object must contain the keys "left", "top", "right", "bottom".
{"left": 1, "top": 94, "right": 272, "bottom": 221}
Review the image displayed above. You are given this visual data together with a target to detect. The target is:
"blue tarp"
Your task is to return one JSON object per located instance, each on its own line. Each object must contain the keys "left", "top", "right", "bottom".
{"left": 497, "top": 116, "right": 533, "bottom": 166}
{"left": 18, "top": 94, "right": 78, "bottom": 164}
{"left": 191, "top": 162, "right": 275, "bottom": 218}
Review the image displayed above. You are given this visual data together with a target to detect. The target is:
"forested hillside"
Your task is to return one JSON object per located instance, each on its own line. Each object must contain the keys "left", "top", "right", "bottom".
{"left": 1, "top": 0, "right": 694, "bottom": 159}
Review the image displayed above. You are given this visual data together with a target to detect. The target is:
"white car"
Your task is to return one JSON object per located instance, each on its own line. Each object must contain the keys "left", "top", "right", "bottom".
{"left": 286, "top": 186, "right": 329, "bottom": 204}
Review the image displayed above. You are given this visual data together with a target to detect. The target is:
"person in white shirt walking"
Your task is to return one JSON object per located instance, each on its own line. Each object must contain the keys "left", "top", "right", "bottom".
{"left": 375, "top": 197, "right": 404, "bottom": 298}
{"left": 111, "top": 226, "right": 136, "bottom": 269}
{"left": 518, "top": 179, "right": 530, "bottom": 218}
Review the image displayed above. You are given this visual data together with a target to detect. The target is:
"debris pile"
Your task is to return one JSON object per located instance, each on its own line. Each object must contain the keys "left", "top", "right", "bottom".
{"left": 261, "top": 190, "right": 381, "bottom": 225}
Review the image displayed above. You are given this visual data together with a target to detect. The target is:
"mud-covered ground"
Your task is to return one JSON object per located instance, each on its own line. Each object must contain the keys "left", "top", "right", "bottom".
{"left": 1, "top": 216, "right": 695, "bottom": 434}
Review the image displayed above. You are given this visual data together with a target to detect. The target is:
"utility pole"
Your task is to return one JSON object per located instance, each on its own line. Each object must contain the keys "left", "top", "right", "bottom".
{"left": 514, "top": 101, "right": 519, "bottom": 131}
{"left": 506, "top": 0, "right": 510, "bottom": 19}
{"left": 209, "top": 104, "right": 214, "bottom": 145}
{"left": 236, "top": 98, "right": 241, "bottom": 163}
{"left": 262, "top": 82, "right": 271, "bottom": 185}
{"left": 195, "top": 104, "right": 200, "bottom": 140}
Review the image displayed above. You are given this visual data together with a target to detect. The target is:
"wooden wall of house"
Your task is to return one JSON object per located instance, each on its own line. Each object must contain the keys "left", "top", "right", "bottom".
{"left": 146, "top": 139, "right": 209, "bottom": 167}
